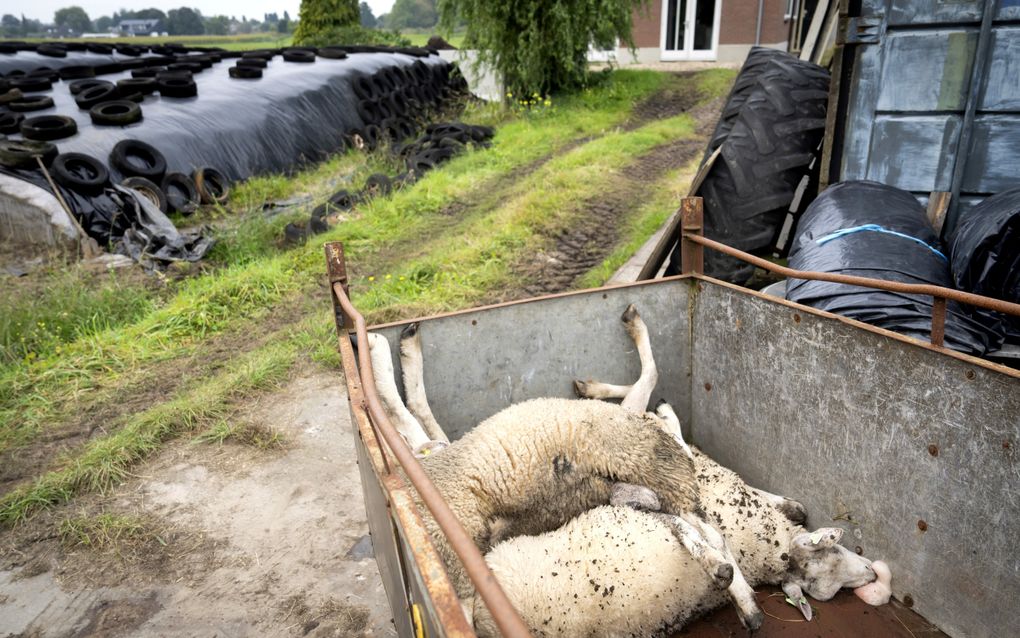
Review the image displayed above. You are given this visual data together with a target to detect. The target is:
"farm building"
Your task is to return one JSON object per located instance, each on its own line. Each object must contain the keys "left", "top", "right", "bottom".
{"left": 619, "top": 0, "right": 796, "bottom": 63}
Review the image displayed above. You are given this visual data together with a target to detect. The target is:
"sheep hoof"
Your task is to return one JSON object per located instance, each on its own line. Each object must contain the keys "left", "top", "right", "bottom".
{"left": 778, "top": 499, "right": 808, "bottom": 525}
{"left": 621, "top": 304, "right": 639, "bottom": 325}
{"left": 400, "top": 322, "right": 419, "bottom": 339}
{"left": 573, "top": 379, "right": 589, "bottom": 398}
{"left": 740, "top": 608, "right": 765, "bottom": 633}
{"left": 713, "top": 563, "right": 734, "bottom": 589}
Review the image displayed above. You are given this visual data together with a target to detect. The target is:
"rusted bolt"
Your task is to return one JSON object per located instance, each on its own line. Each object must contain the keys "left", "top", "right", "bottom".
{"left": 903, "top": 594, "right": 914, "bottom": 608}
{"left": 965, "top": 369, "right": 976, "bottom": 380}
{"left": 855, "top": 546, "right": 863, "bottom": 555}
{"left": 471, "top": 319, "right": 477, "bottom": 326}
{"left": 602, "top": 293, "right": 608, "bottom": 299}
{"left": 928, "top": 444, "right": 939, "bottom": 457}
{"left": 704, "top": 382, "right": 712, "bottom": 392}
{"left": 1004, "top": 440, "right": 1011, "bottom": 450}
{"left": 793, "top": 313, "right": 801, "bottom": 323}
{"left": 917, "top": 520, "right": 928, "bottom": 532}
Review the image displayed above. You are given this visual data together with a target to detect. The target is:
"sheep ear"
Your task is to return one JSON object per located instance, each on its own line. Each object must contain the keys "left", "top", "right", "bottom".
{"left": 782, "top": 581, "right": 813, "bottom": 621}
{"left": 794, "top": 527, "right": 843, "bottom": 551}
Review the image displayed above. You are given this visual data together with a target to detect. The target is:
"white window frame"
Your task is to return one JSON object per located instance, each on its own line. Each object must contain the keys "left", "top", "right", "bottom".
{"left": 659, "top": 0, "right": 722, "bottom": 61}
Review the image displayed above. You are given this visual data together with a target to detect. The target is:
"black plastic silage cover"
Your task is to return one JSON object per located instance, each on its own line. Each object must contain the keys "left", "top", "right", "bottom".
{"left": 949, "top": 188, "right": 1020, "bottom": 342}
{"left": 1, "top": 48, "right": 450, "bottom": 248}
{"left": 786, "top": 180, "right": 1002, "bottom": 355}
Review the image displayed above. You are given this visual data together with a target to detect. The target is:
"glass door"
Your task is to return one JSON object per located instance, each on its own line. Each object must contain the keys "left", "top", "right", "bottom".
{"left": 661, "top": 0, "right": 718, "bottom": 61}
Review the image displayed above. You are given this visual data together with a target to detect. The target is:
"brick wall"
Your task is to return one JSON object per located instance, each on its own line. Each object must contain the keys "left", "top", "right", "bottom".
{"left": 720, "top": 0, "right": 789, "bottom": 45}
{"left": 630, "top": 0, "right": 790, "bottom": 49}
{"left": 632, "top": 0, "right": 662, "bottom": 48}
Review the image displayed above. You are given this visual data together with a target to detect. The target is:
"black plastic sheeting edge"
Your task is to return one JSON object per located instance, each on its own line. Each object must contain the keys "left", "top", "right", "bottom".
{"left": 949, "top": 187, "right": 1020, "bottom": 342}
{"left": 786, "top": 180, "right": 1003, "bottom": 355}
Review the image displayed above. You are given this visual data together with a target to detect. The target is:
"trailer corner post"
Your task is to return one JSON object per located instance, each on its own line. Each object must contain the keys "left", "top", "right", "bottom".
{"left": 680, "top": 196, "right": 704, "bottom": 276}
{"left": 325, "top": 241, "right": 351, "bottom": 333}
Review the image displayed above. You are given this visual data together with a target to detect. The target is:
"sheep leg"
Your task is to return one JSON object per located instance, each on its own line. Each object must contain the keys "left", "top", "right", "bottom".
{"left": 572, "top": 379, "right": 632, "bottom": 400}
{"left": 656, "top": 513, "right": 734, "bottom": 590}
{"left": 684, "top": 514, "right": 764, "bottom": 632}
{"left": 620, "top": 304, "right": 659, "bottom": 413}
{"left": 399, "top": 322, "right": 450, "bottom": 443}
{"left": 660, "top": 513, "right": 764, "bottom": 631}
{"left": 610, "top": 482, "right": 661, "bottom": 512}
{"left": 749, "top": 486, "right": 808, "bottom": 525}
{"left": 367, "top": 333, "right": 432, "bottom": 452}
{"left": 652, "top": 400, "right": 692, "bottom": 460}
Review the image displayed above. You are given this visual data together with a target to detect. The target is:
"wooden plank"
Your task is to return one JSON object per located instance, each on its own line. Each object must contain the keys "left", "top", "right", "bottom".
{"left": 800, "top": 0, "right": 833, "bottom": 62}
{"left": 926, "top": 191, "right": 952, "bottom": 236}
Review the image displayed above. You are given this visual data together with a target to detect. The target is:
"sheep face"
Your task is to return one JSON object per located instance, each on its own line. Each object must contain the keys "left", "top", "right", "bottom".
{"left": 784, "top": 527, "right": 876, "bottom": 605}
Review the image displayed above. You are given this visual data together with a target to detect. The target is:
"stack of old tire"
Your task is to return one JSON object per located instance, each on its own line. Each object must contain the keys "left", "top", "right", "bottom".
{"left": 786, "top": 181, "right": 1002, "bottom": 356}
{"left": 300, "top": 122, "right": 494, "bottom": 239}
{"left": 948, "top": 188, "right": 1020, "bottom": 346}
{"left": 348, "top": 58, "right": 471, "bottom": 151}
{"left": 666, "top": 47, "right": 831, "bottom": 284}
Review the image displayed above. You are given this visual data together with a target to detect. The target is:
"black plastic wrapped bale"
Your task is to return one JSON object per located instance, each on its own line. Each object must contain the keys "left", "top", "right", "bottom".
{"left": 786, "top": 181, "right": 1002, "bottom": 355}
{"left": 949, "top": 188, "right": 1020, "bottom": 342}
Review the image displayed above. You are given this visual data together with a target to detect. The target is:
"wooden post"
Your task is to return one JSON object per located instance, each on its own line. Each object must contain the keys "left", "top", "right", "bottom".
{"left": 324, "top": 241, "right": 351, "bottom": 333}
{"left": 926, "top": 191, "right": 951, "bottom": 237}
{"left": 680, "top": 197, "right": 704, "bottom": 275}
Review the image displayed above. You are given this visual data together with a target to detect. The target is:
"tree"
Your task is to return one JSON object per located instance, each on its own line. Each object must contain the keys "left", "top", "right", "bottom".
{"left": 133, "top": 8, "right": 167, "bottom": 22}
{"left": 437, "top": 0, "right": 645, "bottom": 97}
{"left": 1, "top": 14, "right": 19, "bottom": 36}
{"left": 293, "top": 0, "right": 358, "bottom": 43}
{"left": 386, "top": 0, "right": 436, "bottom": 29}
{"left": 53, "top": 6, "right": 92, "bottom": 33}
{"left": 167, "top": 7, "right": 204, "bottom": 35}
{"left": 94, "top": 15, "right": 114, "bottom": 31}
{"left": 204, "top": 15, "right": 230, "bottom": 35}
{"left": 359, "top": 2, "right": 376, "bottom": 27}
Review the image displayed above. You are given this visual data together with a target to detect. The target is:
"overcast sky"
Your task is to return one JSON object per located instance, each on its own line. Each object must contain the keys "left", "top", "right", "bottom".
{"left": 15, "top": 0, "right": 396, "bottom": 23}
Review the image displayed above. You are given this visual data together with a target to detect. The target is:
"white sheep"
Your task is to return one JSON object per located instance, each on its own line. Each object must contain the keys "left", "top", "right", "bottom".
{"left": 471, "top": 442, "right": 879, "bottom": 637}
{"left": 367, "top": 306, "right": 763, "bottom": 629}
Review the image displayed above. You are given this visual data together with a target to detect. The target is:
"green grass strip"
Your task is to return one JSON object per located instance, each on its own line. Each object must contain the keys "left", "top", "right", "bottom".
{"left": 0, "top": 333, "right": 300, "bottom": 527}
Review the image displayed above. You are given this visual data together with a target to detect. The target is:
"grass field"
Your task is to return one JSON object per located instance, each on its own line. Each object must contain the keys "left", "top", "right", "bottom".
{"left": 0, "top": 67, "right": 734, "bottom": 528}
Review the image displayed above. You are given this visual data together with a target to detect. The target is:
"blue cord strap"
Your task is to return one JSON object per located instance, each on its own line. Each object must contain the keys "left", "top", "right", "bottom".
{"left": 815, "top": 224, "right": 948, "bottom": 262}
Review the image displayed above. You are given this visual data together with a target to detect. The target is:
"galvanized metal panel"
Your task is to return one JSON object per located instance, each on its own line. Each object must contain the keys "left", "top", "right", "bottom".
{"left": 888, "top": 0, "right": 984, "bottom": 24}
{"left": 829, "top": 0, "right": 1020, "bottom": 234}
{"left": 690, "top": 282, "right": 1020, "bottom": 638}
{"left": 353, "top": 417, "right": 415, "bottom": 638}
{"left": 981, "top": 27, "right": 1020, "bottom": 109}
{"left": 371, "top": 281, "right": 693, "bottom": 441}
{"left": 961, "top": 115, "right": 1020, "bottom": 192}
{"left": 876, "top": 30, "right": 975, "bottom": 112}
{"left": 866, "top": 116, "right": 961, "bottom": 190}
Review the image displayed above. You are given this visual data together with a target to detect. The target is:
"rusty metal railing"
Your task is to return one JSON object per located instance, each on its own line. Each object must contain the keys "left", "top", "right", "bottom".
{"left": 324, "top": 243, "right": 533, "bottom": 638}
{"left": 676, "top": 197, "right": 1020, "bottom": 348}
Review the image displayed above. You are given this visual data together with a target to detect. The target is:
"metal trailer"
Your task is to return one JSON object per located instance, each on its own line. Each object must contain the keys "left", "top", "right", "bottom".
{"left": 325, "top": 203, "right": 1020, "bottom": 638}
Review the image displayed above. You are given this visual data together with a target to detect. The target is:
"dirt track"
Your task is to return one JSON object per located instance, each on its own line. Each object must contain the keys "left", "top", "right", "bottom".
{"left": 1, "top": 374, "right": 395, "bottom": 637}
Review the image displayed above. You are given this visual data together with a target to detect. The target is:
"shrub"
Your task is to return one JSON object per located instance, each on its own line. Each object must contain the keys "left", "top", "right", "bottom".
{"left": 437, "top": 0, "right": 646, "bottom": 97}
{"left": 293, "top": 0, "right": 359, "bottom": 43}
{"left": 294, "top": 23, "right": 411, "bottom": 47}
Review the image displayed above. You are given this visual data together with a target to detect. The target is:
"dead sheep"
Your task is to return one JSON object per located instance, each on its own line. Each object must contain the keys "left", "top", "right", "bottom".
{"left": 367, "top": 306, "right": 763, "bottom": 629}
{"left": 471, "top": 442, "right": 879, "bottom": 636}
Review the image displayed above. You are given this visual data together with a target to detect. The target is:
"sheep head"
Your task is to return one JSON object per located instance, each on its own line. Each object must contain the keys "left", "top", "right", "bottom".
{"left": 781, "top": 527, "right": 876, "bottom": 618}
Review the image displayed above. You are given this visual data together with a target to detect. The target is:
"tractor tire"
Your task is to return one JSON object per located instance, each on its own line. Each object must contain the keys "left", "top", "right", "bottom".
{"left": 668, "top": 56, "right": 830, "bottom": 284}
{"left": 701, "top": 47, "right": 791, "bottom": 164}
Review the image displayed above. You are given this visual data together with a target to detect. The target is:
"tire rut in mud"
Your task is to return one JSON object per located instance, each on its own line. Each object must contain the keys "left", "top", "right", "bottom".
{"left": 507, "top": 137, "right": 706, "bottom": 300}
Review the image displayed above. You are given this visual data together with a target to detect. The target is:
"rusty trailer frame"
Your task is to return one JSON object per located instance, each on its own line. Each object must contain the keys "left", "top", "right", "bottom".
{"left": 326, "top": 199, "right": 1020, "bottom": 638}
